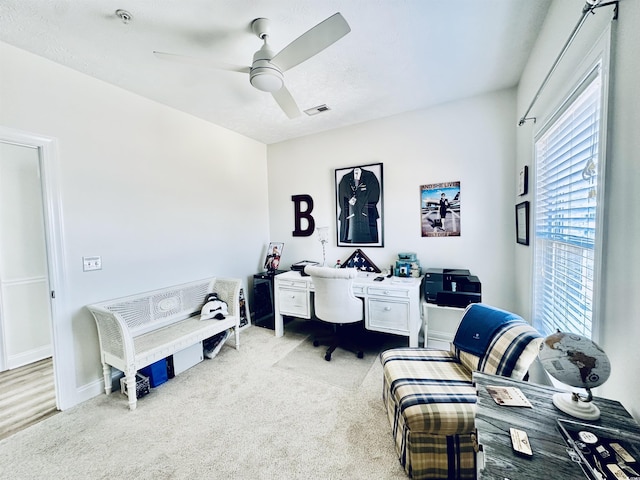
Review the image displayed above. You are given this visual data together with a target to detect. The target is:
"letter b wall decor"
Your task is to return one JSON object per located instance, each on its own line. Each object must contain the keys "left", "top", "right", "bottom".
{"left": 292, "top": 194, "right": 315, "bottom": 237}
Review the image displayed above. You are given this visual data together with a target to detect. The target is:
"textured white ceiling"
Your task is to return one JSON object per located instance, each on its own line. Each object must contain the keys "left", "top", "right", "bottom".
{"left": 0, "top": 0, "right": 552, "bottom": 144}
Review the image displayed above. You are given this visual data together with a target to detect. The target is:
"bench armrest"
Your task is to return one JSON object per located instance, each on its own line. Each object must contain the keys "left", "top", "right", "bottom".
{"left": 212, "top": 278, "right": 241, "bottom": 318}
{"left": 87, "top": 305, "right": 135, "bottom": 366}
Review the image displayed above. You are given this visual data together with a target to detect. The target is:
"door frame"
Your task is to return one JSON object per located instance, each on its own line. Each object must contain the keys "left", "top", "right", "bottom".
{"left": 0, "top": 126, "right": 72, "bottom": 410}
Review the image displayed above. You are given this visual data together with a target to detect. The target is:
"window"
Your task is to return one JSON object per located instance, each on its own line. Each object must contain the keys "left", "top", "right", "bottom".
{"left": 532, "top": 64, "right": 606, "bottom": 339}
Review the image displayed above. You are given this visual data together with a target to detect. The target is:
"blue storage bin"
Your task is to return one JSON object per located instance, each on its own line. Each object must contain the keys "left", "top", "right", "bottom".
{"left": 140, "top": 358, "right": 168, "bottom": 388}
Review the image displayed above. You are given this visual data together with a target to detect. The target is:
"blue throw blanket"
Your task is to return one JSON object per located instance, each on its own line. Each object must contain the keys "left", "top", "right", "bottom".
{"left": 453, "top": 303, "right": 522, "bottom": 356}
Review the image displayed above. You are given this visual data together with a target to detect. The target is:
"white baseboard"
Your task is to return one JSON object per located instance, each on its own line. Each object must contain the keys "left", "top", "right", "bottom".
{"left": 74, "top": 377, "right": 105, "bottom": 406}
{"left": 7, "top": 345, "right": 52, "bottom": 370}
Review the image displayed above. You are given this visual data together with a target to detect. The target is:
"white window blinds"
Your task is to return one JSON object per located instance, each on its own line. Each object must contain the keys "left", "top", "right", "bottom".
{"left": 533, "top": 67, "right": 603, "bottom": 338}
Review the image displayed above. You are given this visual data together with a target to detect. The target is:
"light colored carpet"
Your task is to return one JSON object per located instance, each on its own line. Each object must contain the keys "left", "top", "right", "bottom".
{"left": 273, "top": 320, "right": 403, "bottom": 390}
{"left": 0, "top": 321, "right": 408, "bottom": 480}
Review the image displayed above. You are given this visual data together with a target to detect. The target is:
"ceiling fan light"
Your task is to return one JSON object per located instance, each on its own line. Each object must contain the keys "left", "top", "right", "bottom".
{"left": 250, "top": 70, "right": 283, "bottom": 92}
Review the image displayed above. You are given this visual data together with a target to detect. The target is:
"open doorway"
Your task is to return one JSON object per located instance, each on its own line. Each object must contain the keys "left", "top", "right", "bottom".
{"left": 0, "top": 140, "right": 53, "bottom": 371}
{"left": 0, "top": 126, "right": 67, "bottom": 431}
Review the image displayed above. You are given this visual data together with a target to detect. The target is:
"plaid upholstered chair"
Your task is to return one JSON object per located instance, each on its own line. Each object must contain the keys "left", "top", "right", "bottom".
{"left": 380, "top": 303, "right": 542, "bottom": 480}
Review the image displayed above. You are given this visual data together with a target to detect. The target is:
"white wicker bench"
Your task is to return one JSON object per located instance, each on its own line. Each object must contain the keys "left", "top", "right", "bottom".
{"left": 86, "top": 277, "right": 241, "bottom": 410}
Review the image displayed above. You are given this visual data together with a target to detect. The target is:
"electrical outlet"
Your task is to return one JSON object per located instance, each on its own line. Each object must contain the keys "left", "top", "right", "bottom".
{"left": 83, "top": 256, "right": 102, "bottom": 271}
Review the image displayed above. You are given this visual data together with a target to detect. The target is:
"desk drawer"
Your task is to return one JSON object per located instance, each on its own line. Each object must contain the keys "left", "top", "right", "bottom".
{"left": 277, "top": 279, "right": 308, "bottom": 289}
{"left": 352, "top": 284, "right": 366, "bottom": 296}
{"left": 367, "top": 299, "right": 409, "bottom": 332}
{"left": 278, "top": 288, "right": 310, "bottom": 318}
{"left": 367, "top": 286, "right": 409, "bottom": 298}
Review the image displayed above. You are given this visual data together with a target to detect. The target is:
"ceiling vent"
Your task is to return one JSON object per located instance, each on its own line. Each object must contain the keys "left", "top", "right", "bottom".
{"left": 304, "top": 104, "right": 331, "bottom": 116}
{"left": 115, "top": 9, "right": 133, "bottom": 24}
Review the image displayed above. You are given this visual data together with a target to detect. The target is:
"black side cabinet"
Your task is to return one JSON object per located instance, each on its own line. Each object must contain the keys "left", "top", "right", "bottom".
{"left": 252, "top": 271, "right": 285, "bottom": 329}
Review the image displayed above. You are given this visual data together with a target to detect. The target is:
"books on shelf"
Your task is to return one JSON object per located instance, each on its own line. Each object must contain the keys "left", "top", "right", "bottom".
{"left": 486, "top": 385, "right": 533, "bottom": 407}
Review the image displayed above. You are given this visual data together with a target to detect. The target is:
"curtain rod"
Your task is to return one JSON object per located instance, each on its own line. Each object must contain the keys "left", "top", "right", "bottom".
{"left": 518, "top": 0, "right": 618, "bottom": 126}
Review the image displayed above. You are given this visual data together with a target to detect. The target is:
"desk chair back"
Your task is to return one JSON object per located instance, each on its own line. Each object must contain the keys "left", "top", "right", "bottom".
{"left": 304, "top": 265, "right": 363, "bottom": 324}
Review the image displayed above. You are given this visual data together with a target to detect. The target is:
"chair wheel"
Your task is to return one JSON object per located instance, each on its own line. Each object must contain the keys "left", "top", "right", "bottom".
{"left": 357, "top": 351, "right": 364, "bottom": 359}
{"left": 324, "top": 353, "right": 332, "bottom": 361}
{"left": 313, "top": 340, "right": 320, "bottom": 347}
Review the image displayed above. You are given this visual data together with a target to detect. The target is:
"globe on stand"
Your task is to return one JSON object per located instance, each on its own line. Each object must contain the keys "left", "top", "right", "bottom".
{"left": 538, "top": 331, "right": 611, "bottom": 420}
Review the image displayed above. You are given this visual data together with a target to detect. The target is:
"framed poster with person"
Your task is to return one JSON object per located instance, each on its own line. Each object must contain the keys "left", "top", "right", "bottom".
{"left": 420, "top": 181, "right": 461, "bottom": 237}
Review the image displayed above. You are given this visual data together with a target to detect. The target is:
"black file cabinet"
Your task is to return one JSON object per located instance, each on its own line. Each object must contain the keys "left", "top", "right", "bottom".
{"left": 252, "top": 271, "right": 285, "bottom": 329}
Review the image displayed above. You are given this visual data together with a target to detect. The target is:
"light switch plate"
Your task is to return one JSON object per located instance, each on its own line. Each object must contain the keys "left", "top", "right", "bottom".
{"left": 83, "top": 256, "right": 102, "bottom": 271}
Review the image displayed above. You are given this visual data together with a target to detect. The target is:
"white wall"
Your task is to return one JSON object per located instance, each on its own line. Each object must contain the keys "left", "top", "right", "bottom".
{"left": 0, "top": 42, "right": 269, "bottom": 408}
{"left": 268, "top": 89, "right": 518, "bottom": 339}
{"left": 515, "top": 0, "right": 640, "bottom": 420}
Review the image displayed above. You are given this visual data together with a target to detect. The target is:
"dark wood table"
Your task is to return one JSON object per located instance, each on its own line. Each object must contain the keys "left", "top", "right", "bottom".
{"left": 473, "top": 371, "right": 640, "bottom": 480}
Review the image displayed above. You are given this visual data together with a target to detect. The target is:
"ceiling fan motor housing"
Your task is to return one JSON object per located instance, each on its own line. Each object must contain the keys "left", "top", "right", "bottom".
{"left": 250, "top": 44, "right": 284, "bottom": 92}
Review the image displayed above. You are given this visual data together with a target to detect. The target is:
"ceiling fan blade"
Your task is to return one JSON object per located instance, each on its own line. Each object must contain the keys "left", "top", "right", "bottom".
{"left": 153, "top": 51, "right": 250, "bottom": 74}
{"left": 270, "top": 12, "right": 351, "bottom": 72}
{"left": 272, "top": 86, "right": 301, "bottom": 119}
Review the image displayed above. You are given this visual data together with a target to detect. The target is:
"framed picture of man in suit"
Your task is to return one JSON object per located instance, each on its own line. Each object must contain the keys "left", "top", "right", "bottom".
{"left": 335, "top": 163, "right": 384, "bottom": 247}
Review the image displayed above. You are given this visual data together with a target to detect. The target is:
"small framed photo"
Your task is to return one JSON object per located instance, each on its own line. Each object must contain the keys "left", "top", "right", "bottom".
{"left": 515, "top": 201, "right": 530, "bottom": 245}
{"left": 518, "top": 166, "right": 529, "bottom": 196}
{"left": 263, "top": 242, "right": 284, "bottom": 272}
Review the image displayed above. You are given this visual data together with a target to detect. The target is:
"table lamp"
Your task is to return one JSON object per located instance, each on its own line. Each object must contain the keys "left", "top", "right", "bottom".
{"left": 316, "top": 226, "right": 329, "bottom": 266}
{"left": 538, "top": 331, "right": 611, "bottom": 420}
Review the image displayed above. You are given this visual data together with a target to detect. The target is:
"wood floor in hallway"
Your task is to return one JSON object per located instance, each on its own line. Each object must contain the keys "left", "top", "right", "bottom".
{"left": 0, "top": 357, "right": 58, "bottom": 440}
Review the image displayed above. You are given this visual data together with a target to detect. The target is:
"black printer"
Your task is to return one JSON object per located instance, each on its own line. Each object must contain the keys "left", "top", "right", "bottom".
{"left": 422, "top": 268, "right": 481, "bottom": 307}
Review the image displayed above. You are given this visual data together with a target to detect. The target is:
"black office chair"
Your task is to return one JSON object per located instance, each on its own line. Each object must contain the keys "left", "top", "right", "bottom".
{"left": 304, "top": 265, "right": 365, "bottom": 361}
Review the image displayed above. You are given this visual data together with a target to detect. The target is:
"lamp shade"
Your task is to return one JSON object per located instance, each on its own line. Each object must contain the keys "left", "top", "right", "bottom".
{"left": 316, "top": 226, "right": 329, "bottom": 243}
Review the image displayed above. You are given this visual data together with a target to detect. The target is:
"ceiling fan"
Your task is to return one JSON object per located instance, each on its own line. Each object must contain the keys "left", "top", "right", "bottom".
{"left": 153, "top": 12, "right": 351, "bottom": 119}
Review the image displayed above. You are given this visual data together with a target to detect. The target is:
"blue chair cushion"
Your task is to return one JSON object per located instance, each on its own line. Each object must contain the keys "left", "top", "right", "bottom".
{"left": 453, "top": 303, "right": 522, "bottom": 356}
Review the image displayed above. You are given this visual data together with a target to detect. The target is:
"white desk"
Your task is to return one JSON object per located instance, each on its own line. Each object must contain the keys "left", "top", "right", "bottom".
{"left": 274, "top": 270, "right": 423, "bottom": 347}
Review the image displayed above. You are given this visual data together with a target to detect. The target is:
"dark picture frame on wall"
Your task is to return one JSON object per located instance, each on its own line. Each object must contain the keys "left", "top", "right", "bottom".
{"left": 335, "top": 162, "right": 384, "bottom": 247}
{"left": 515, "top": 201, "right": 530, "bottom": 245}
